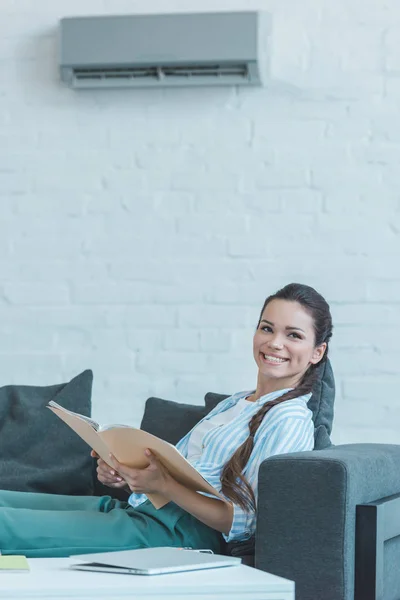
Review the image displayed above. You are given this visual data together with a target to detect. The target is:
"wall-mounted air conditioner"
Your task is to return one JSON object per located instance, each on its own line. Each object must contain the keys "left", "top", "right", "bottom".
{"left": 59, "top": 11, "right": 267, "bottom": 89}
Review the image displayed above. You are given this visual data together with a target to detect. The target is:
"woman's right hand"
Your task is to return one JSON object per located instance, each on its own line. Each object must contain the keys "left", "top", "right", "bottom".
{"left": 90, "top": 450, "right": 129, "bottom": 489}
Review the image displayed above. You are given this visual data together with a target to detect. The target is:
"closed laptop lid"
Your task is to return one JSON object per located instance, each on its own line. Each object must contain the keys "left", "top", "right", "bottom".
{"left": 71, "top": 547, "right": 241, "bottom": 575}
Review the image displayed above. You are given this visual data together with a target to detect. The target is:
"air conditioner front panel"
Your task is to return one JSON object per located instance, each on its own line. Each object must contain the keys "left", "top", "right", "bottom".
{"left": 60, "top": 12, "right": 258, "bottom": 66}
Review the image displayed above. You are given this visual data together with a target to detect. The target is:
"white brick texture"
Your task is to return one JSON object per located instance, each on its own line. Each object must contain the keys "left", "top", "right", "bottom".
{"left": 0, "top": 0, "right": 399, "bottom": 442}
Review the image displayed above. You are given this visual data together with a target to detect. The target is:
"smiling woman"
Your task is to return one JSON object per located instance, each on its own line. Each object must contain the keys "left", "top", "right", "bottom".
{"left": 218, "top": 283, "right": 333, "bottom": 512}
{"left": 0, "top": 283, "right": 333, "bottom": 559}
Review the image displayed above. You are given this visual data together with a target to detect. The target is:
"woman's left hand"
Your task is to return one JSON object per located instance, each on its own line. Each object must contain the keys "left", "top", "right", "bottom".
{"left": 108, "top": 450, "right": 172, "bottom": 496}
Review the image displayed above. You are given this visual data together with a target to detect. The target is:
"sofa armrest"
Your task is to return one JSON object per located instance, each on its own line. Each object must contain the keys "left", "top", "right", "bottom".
{"left": 255, "top": 444, "right": 400, "bottom": 600}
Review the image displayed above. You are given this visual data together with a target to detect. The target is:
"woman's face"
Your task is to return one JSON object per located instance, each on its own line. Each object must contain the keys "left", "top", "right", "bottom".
{"left": 253, "top": 299, "right": 326, "bottom": 387}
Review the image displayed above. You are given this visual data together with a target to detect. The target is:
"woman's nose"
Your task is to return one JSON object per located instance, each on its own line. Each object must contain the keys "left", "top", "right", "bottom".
{"left": 269, "top": 338, "right": 284, "bottom": 349}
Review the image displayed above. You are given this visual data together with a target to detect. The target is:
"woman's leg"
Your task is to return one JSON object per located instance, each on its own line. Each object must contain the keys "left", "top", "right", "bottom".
{"left": 0, "top": 489, "right": 135, "bottom": 557}
{"left": 0, "top": 490, "right": 224, "bottom": 558}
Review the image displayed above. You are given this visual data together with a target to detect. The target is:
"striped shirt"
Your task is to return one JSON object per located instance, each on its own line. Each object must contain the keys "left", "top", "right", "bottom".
{"left": 128, "top": 388, "right": 314, "bottom": 543}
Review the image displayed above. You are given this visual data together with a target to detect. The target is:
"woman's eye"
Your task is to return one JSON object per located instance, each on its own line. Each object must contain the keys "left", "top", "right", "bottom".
{"left": 289, "top": 332, "right": 301, "bottom": 339}
{"left": 262, "top": 326, "right": 272, "bottom": 332}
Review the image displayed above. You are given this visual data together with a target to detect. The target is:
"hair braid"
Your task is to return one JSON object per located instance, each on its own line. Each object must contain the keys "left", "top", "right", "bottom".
{"left": 220, "top": 366, "right": 319, "bottom": 511}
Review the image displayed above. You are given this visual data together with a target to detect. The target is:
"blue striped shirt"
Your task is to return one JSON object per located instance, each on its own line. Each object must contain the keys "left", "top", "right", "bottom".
{"left": 128, "top": 388, "right": 314, "bottom": 542}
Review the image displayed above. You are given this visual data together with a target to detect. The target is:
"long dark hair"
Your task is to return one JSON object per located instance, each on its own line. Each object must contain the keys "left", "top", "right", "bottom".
{"left": 220, "top": 283, "right": 333, "bottom": 511}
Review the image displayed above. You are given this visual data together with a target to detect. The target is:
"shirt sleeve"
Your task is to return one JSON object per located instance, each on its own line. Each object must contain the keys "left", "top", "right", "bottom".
{"left": 223, "top": 413, "right": 315, "bottom": 542}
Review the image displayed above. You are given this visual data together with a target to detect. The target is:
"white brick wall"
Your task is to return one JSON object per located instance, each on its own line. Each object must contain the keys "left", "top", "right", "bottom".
{"left": 1, "top": 0, "right": 400, "bottom": 443}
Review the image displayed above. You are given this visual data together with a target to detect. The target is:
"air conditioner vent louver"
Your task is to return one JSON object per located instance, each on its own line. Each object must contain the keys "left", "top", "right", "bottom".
{"left": 74, "top": 67, "right": 159, "bottom": 81}
{"left": 73, "top": 63, "right": 249, "bottom": 84}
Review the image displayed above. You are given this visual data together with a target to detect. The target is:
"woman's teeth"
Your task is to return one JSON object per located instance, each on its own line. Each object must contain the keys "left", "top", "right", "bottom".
{"left": 263, "top": 354, "right": 287, "bottom": 363}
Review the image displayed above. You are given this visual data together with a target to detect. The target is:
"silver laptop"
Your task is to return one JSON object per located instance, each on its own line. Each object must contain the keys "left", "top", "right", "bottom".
{"left": 70, "top": 547, "right": 241, "bottom": 575}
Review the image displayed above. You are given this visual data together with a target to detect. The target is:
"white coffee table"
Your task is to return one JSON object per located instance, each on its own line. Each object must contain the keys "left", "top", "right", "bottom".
{"left": 2, "top": 557, "right": 294, "bottom": 599}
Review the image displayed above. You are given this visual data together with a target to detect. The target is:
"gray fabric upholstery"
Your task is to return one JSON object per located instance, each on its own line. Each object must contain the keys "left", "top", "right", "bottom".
{"left": 0, "top": 370, "right": 94, "bottom": 496}
{"left": 256, "top": 444, "right": 400, "bottom": 600}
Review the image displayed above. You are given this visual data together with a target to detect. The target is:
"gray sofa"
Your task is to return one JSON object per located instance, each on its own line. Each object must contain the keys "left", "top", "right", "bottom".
{"left": 1, "top": 368, "right": 400, "bottom": 600}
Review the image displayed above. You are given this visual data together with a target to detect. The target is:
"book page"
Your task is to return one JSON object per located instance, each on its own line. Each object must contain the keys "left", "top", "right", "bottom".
{"left": 98, "top": 424, "right": 132, "bottom": 432}
{"left": 48, "top": 400, "right": 100, "bottom": 431}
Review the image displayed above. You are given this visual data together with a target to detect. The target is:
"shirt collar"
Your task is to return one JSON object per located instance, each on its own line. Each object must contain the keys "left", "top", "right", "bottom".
{"left": 232, "top": 388, "right": 311, "bottom": 406}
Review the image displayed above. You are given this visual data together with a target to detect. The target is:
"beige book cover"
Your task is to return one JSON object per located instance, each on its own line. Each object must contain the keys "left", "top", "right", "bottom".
{"left": 47, "top": 401, "right": 225, "bottom": 509}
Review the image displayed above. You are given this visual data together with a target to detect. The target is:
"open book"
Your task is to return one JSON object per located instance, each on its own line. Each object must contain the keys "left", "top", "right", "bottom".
{"left": 47, "top": 401, "right": 225, "bottom": 509}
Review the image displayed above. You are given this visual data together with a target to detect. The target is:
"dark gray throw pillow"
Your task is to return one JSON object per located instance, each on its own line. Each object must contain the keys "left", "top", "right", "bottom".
{"left": 0, "top": 369, "right": 94, "bottom": 496}
{"left": 204, "top": 391, "right": 229, "bottom": 413}
{"left": 140, "top": 397, "right": 206, "bottom": 445}
{"left": 308, "top": 359, "right": 335, "bottom": 449}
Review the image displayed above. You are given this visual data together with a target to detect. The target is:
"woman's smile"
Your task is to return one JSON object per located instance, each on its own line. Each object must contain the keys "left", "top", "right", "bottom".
{"left": 260, "top": 353, "right": 289, "bottom": 365}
